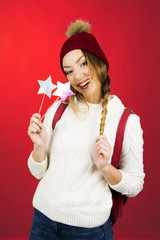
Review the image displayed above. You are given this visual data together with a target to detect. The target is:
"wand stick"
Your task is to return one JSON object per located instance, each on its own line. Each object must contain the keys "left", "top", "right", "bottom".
{"left": 38, "top": 93, "right": 45, "bottom": 114}
{"left": 41, "top": 97, "right": 60, "bottom": 121}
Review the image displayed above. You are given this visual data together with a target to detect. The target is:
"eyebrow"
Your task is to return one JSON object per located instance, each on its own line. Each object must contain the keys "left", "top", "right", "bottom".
{"left": 63, "top": 55, "right": 85, "bottom": 69}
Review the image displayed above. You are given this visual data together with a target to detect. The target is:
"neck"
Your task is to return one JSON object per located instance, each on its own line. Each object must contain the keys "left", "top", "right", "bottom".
{"left": 84, "top": 94, "right": 112, "bottom": 104}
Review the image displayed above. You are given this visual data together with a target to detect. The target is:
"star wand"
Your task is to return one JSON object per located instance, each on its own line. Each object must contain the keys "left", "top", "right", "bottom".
{"left": 41, "top": 81, "right": 75, "bottom": 120}
{"left": 37, "top": 76, "right": 57, "bottom": 114}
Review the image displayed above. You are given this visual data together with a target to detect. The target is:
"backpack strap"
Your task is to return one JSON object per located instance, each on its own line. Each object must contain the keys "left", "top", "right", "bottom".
{"left": 52, "top": 100, "right": 69, "bottom": 130}
{"left": 111, "top": 108, "right": 134, "bottom": 168}
{"left": 110, "top": 108, "right": 133, "bottom": 226}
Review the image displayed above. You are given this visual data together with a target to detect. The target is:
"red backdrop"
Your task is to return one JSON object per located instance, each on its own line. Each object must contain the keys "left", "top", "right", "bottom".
{"left": 0, "top": 0, "right": 159, "bottom": 237}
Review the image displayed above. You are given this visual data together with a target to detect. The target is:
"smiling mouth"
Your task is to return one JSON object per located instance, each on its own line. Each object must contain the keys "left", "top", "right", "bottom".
{"left": 78, "top": 80, "right": 90, "bottom": 87}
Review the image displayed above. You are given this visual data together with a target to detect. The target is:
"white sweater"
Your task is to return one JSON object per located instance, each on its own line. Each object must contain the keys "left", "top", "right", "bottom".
{"left": 28, "top": 95, "right": 145, "bottom": 228}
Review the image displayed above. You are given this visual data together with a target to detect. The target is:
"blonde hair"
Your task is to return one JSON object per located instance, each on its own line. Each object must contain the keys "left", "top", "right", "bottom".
{"left": 65, "top": 20, "right": 111, "bottom": 135}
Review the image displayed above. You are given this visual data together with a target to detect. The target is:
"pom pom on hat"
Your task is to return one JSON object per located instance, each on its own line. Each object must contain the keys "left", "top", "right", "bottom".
{"left": 66, "top": 20, "right": 91, "bottom": 38}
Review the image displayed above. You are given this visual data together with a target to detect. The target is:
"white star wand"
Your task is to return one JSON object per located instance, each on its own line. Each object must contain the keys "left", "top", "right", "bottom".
{"left": 37, "top": 76, "right": 57, "bottom": 114}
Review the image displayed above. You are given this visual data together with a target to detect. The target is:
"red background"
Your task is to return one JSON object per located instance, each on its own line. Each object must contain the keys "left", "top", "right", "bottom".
{"left": 0, "top": 0, "right": 160, "bottom": 238}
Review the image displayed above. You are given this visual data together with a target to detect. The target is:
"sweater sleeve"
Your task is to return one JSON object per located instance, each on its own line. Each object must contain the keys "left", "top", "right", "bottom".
{"left": 27, "top": 151, "right": 48, "bottom": 179}
{"left": 27, "top": 100, "right": 62, "bottom": 179}
{"left": 109, "top": 114, "right": 145, "bottom": 197}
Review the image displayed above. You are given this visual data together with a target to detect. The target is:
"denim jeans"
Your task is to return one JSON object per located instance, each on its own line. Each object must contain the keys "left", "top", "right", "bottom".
{"left": 29, "top": 208, "right": 113, "bottom": 240}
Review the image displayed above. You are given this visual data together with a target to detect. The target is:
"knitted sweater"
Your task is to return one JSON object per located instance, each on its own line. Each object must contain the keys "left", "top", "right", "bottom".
{"left": 27, "top": 95, "right": 145, "bottom": 228}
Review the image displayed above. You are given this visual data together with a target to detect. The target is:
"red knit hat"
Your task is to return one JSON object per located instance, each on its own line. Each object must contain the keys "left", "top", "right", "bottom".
{"left": 60, "top": 32, "right": 109, "bottom": 73}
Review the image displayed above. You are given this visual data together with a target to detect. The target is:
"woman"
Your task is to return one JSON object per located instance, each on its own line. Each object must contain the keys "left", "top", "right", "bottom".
{"left": 28, "top": 20, "right": 145, "bottom": 240}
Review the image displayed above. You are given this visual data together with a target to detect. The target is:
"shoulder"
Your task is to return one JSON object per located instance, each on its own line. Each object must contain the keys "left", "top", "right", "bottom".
{"left": 108, "top": 95, "right": 143, "bottom": 136}
{"left": 125, "top": 113, "right": 143, "bottom": 138}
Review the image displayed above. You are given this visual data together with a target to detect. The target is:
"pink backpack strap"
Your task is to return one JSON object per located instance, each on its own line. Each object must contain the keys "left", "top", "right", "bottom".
{"left": 52, "top": 100, "right": 69, "bottom": 130}
{"left": 111, "top": 108, "right": 133, "bottom": 168}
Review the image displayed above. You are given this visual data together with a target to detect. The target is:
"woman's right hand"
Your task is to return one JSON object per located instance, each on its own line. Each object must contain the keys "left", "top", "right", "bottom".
{"left": 28, "top": 113, "right": 48, "bottom": 148}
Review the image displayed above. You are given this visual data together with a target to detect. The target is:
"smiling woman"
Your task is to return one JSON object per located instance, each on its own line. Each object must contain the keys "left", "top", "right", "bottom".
{"left": 27, "top": 20, "right": 145, "bottom": 240}
{"left": 63, "top": 49, "right": 102, "bottom": 104}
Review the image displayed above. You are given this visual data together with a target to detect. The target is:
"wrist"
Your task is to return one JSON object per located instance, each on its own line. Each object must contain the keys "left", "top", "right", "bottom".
{"left": 99, "top": 162, "right": 111, "bottom": 172}
{"left": 34, "top": 143, "right": 46, "bottom": 151}
{"left": 100, "top": 163, "right": 122, "bottom": 185}
{"left": 32, "top": 145, "right": 46, "bottom": 163}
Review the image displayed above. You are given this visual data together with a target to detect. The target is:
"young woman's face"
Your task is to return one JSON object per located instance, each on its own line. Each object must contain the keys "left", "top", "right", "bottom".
{"left": 62, "top": 49, "right": 102, "bottom": 103}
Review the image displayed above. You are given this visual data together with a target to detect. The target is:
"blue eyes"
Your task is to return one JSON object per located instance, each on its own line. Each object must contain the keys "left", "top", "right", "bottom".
{"left": 65, "top": 70, "right": 73, "bottom": 76}
{"left": 81, "top": 61, "right": 87, "bottom": 66}
{"left": 65, "top": 61, "right": 87, "bottom": 76}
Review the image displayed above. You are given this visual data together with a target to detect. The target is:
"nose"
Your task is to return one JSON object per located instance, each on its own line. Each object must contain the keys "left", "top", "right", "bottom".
{"left": 74, "top": 67, "right": 84, "bottom": 80}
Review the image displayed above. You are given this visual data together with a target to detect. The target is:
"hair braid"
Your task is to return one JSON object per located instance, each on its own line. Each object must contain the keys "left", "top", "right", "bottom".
{"left": 99, "top": 77, "right": 111, "bottom": 135}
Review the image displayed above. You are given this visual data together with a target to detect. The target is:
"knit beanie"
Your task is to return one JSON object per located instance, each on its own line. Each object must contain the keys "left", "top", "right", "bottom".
{"left": 60, "top": 20, "right": 109, "bottom": 73}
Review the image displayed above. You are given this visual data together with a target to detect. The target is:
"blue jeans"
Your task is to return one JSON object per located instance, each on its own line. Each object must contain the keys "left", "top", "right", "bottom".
{"left": 29, "top": 208, "right": 113, "bottom": 240}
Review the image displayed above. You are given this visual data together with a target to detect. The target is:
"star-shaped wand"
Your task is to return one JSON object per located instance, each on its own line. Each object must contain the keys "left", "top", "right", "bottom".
{"left": 53, "top": 81, "right": 75, "bottom": 102}
{"left": 38, "top": 76, "right": 56, "bottom": 114}
{"left": 41, "top": 81, "right": 75, "bottom": 120}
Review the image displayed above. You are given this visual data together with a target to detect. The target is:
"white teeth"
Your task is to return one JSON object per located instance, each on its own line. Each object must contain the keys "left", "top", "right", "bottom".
{"left": 79, "top": 80, "right": 90, "bottom": 87}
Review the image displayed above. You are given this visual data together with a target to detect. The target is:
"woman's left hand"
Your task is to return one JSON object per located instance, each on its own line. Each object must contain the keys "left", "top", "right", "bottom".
{"left": 93, "top": 134, "right": 112, "bottom": 170}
